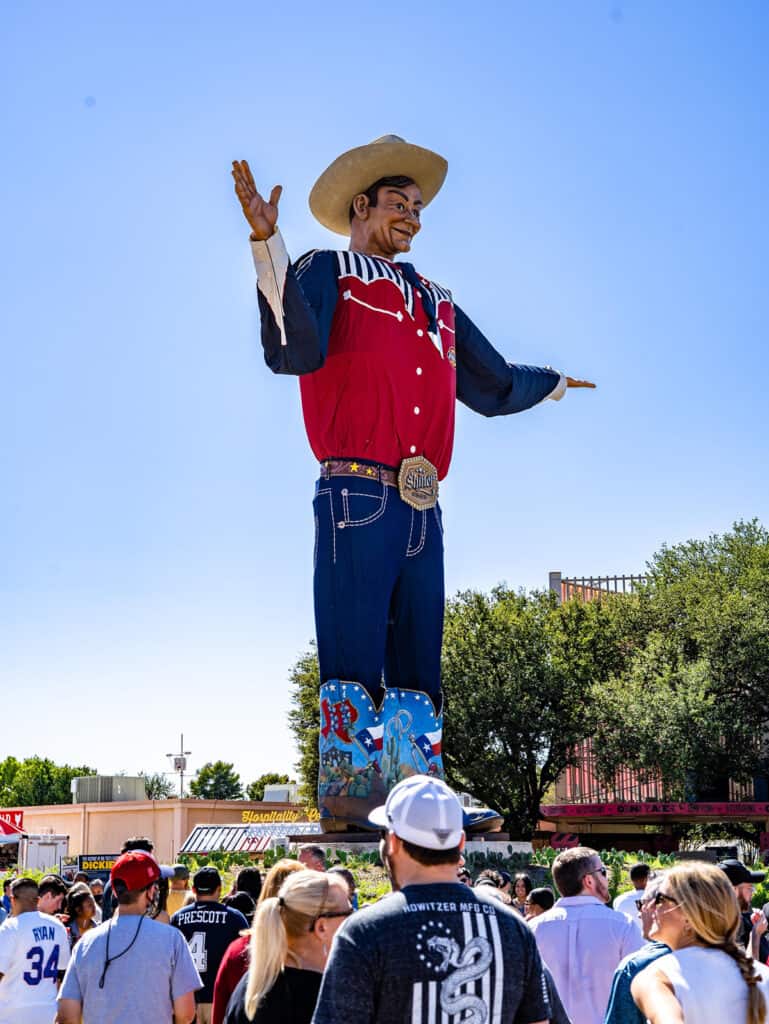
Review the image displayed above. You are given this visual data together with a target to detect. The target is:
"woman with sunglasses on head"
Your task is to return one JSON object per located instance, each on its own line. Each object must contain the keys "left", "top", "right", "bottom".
{"left": 213, "top": 860, "right": 308, "bottom": 1024}
{"left": 222, "top": 869, "right": 352, "bottom": 1024}
{"left": 631, "top": 862, "right": 769, "bottom": 1024}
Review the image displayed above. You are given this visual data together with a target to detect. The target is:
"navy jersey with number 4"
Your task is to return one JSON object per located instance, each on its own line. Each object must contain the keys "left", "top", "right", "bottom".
{"left": 0, "top": 910, "right": 70, "bottom": 1024}
{"left": 171, "top": 901, "right": 247, "bottom": 1003}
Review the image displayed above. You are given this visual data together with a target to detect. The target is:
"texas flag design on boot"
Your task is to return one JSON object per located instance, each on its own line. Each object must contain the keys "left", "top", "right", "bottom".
{"left": 318, "top": 679, "right": 387, "bottom": 831}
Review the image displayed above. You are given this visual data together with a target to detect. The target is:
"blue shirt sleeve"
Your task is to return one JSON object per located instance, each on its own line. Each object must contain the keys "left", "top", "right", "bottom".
{"left": 454, "top": 304, "right": 561, "bottom": 416}
{"left": 170, "top": 930, "right": 203, "bottom": 1001}
{"left": 59, "top": 947, "right": 84, "bottom": 1003}
{"left": 259, "top": 249, "right": 339, "bottom": 376}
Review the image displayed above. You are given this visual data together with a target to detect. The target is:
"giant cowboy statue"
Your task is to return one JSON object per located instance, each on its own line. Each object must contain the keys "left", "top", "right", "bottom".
{"left": 232, "top": 135, "right": 595, "bottom": 833}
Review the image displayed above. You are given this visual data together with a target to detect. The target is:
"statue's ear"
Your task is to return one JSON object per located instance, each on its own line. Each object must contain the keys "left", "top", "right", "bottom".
{"left": 351, "top": 193, "right": 370, "bottom": 220}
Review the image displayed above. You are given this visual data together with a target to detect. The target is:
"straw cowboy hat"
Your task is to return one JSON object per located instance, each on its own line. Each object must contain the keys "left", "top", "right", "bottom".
{"left": 309, "top": 134, "right": 448, "bottom": 236}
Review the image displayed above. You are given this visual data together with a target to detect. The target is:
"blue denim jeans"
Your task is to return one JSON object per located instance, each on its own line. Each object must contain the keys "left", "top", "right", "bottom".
{"left": 313, "top": 470, "right": 445, "bottom": 708}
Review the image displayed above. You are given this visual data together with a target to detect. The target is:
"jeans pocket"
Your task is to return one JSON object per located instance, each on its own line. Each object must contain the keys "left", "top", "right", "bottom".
{"left": 339, "top": 485, "right": 388, "bottom": 528}
{"left": 406, "top": 509, "right": 427, "bottom": 557}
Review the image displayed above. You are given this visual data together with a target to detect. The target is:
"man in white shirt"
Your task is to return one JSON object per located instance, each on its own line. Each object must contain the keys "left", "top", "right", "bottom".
{"left": 0, "top": 876, "right": 70, "bottom": 1024}
{"left": 530, "top": 846, "right": 644, "bottom": 1024}
{"left": 613, "top": 862, "right": 651, "bottom": 926}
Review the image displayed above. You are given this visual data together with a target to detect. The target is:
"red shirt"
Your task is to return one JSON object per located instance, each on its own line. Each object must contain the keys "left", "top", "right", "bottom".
{"left": 299, "top": 252, "right": 457, "bottom": 480}
{"left": 253, "top": 236, "right": 564, "bottom": 472}
{"left": 211, "top": 935, "right": 249, "bottom": 1024}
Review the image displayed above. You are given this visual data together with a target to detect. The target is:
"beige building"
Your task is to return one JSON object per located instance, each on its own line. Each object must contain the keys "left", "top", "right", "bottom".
{"left": 3, "top": 799, "right": 319, "bottom": 864}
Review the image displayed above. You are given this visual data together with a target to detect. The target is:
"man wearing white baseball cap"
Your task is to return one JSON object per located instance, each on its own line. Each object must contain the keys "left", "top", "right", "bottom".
{"left": 312, "top": 776, "right": 550, "bottom": 1024}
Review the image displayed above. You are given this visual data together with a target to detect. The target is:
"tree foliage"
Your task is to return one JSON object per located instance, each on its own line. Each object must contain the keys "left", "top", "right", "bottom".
{"left": 591, "top": 520, "right": 769, "bottom": 798}
{"left": 285, "top": 520, "right": 769, "bottom": 836}
{"left": 140, "top": 771, "right": 176, "bottom": 800}
{"left": 0, "top": 756, "right": 96, "bottom": 806}
{"left": 287, "top": 645, "right": 320, "bottom": 807}
{"left": 441, "top": 587, "right": 628, "bottom": 837}
{"left": 189, "top": 761, "right": 244, "bottom": 800}
{"left": 246, "top": 773, "right": 294, "bottom": 801}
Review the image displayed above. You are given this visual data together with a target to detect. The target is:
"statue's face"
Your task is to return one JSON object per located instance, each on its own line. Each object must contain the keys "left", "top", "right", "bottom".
{"left": 353, "top": 182, "right": 423, "bottom": 257}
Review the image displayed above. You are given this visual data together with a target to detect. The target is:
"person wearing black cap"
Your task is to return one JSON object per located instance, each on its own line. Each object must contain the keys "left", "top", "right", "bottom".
{"left": 171, "top": 867, "right": 248, "bottom": 1024}
{"left": 718, "top": 858, "right": 767, "bottom": 956}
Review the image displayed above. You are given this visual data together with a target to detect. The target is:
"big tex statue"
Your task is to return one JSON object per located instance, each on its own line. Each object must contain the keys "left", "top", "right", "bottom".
{"left": 233, "top": 136, "right": 594, "bottom": 832}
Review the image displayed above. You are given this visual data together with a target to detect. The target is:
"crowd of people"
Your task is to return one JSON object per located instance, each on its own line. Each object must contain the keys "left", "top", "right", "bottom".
{"left": 1, "top": 777, "right": 768, "bottom": 1023}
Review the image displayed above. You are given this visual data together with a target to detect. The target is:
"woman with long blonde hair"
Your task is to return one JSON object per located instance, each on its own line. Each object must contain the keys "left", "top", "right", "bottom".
{"left": 631, "top": 861, "right": 769, "bottom": 1024}
{"left": 222, "top": 869, "right": 352, "bottom": 1024}
{"left": 212, "top": 860, "right": 308, "bottom": 1024}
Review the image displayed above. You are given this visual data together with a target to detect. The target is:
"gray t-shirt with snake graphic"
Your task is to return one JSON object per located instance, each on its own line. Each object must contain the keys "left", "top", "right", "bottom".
{"left": 312, "top": 883, "right": 551, "bottom": 1024}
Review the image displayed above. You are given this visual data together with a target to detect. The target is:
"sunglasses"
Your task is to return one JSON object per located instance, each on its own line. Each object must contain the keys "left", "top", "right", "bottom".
{"left": 653, "top": 892, "right": 679, "bottom": 907}
{"left": 310, "top": 907, "right": 354, "bottom": 930}
{"left": 583, "top": 866, "right": 608, "bottom": 880}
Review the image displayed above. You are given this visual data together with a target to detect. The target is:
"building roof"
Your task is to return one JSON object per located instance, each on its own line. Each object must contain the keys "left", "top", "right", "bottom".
{"left": 180, "top": 821, "right": 321, "bottom": 855}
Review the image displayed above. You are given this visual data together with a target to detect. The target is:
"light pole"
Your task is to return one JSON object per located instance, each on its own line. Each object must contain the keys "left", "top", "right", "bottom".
{"left": 166, "top": 734, "right": 192, "bottom": 798}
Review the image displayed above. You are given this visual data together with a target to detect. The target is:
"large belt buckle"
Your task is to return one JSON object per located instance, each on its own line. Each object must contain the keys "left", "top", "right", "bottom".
{"left": 397, "top": 456, "right": 439, "bottom": 511}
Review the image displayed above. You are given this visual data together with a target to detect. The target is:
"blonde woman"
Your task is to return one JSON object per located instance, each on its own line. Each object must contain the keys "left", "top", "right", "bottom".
{"left": 212, "top": 860, "right": 307, "bottom": 1024}
{"left": 222, "top": 869, "right": 352, "bottom": 1024}
{"left": 258, "top": 858, "right": 307, "bottom": 902}
{"left": 631, "top": 861, "right": 769, "bottom": 1024}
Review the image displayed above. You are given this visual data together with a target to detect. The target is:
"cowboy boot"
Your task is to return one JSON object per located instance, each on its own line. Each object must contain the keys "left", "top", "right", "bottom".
{"left": 381, "top": 687, "right": 504, "bottom": 834}
{"left": 318, "top": 679, "right": 388, "bottom": 833}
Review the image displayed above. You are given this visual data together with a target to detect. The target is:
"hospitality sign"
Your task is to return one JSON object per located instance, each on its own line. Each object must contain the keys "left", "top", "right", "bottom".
{"left": 241, "top": 807, "right": 321, "bottom": 824}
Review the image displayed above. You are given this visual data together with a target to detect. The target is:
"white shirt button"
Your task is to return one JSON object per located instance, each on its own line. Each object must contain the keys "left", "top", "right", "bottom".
{"left": 416, "top": 329, "right": 424, "bottom": 337}
{"left": 416, "top": 367, "right": 423, "bottom": 375}
{"left": 414, "top": 406, "right": 420, "bottom": 415}
{"left": 410, "top": 445, "right": 416, "bottom": 454}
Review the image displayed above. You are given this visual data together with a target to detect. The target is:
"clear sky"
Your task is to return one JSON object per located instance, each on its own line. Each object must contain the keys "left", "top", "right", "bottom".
{"left": 3, "top": 1, "right": 768, "bottom": 794}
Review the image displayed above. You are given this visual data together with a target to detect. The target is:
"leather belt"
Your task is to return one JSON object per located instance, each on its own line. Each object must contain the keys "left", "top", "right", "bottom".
{"left": 320, "top": 456, "right": 440, "bottom": 512}
{"left": 320, "top": 460, "right": 398, "bottom": 486}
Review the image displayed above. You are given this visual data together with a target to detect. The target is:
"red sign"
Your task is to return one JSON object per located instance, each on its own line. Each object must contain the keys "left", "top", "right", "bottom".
{"left": 541, "top": 802, "right": 769, "bottom": 819}
{"left": 0, "top": 811, "right": 24, "bottom": 834}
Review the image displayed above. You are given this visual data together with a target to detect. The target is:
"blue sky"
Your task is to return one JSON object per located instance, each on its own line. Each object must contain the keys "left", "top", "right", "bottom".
{"left": 3, "top": 1, "right": 768, "bottom": 793}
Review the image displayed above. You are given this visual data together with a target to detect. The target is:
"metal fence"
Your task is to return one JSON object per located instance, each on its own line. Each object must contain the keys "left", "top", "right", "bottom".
{"left": 549, "top": 571, "right": 647, "bottom": 604}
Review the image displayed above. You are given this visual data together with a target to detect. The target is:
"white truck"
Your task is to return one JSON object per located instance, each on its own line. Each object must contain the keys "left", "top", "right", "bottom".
{"left": 18, "top": 834, "right": 69, "bottom": 872}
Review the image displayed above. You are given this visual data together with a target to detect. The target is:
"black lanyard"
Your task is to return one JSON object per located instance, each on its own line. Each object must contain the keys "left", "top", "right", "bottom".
{"left": 98, "top": 914, "right": 146, "bottom": 989}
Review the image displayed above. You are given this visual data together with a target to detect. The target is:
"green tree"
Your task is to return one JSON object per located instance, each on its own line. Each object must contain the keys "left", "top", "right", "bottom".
{"left": 441, "top": 587, "right": 607, "bottom": 838}
{"left": 189, "top": 761, "right": 244, "bottom": 800}
{"left": 140, "top": 771, "right": 175, "bottom": 799}
{"left": 0, "top": 757, "right": 96, "bottom": 806}
{"left": 0, "top": 757, "right": 21, "bottom": 805}
{"left": 592, "top": 520, "right": 769, "bottom": 798}
{"left": 287, "top": 645, "right": 320, "bottom": 807}
{"left": 246, "top": 773, "right": 294, "bottom": 801}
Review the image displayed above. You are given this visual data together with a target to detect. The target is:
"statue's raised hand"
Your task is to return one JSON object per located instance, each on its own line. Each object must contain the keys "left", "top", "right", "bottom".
{"left": 232, "top": 159, "right": 282, "bottom": 240}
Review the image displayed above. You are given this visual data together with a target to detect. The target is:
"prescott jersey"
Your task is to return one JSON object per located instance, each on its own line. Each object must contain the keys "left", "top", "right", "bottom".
{"left": 0, "top": 910, "right": 70, "bottom": 1024}
{"left": 171, "top": 901, "right": 247, "bottom": 1003}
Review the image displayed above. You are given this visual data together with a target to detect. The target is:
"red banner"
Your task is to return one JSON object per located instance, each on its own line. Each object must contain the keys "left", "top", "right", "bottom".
{"left": 0, "top": 811, "right": 24, "bottom": 834}
{"left": 541, "top": 802, "right": 769, "bottom": 819}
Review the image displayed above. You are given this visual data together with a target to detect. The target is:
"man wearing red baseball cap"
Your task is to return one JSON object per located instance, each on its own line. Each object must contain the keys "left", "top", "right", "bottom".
{"left": 56, "top": 851, "right": 201, "bottom": 1023}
